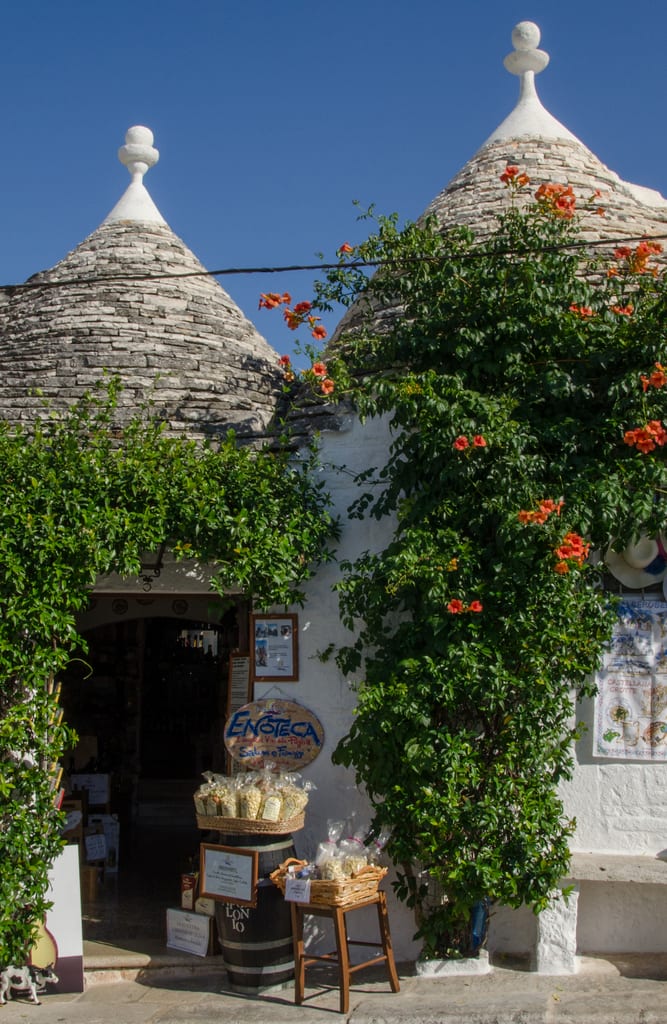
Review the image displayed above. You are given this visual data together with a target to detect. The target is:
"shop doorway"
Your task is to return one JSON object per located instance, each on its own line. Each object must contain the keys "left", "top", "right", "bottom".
{"left": 58, "top": 597, "right": 247, "bottom": 943}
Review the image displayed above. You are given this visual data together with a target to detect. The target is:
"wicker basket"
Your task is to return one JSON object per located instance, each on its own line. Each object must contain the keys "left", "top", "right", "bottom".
{"left": 270, "top": 857, "right": 388, "bottom": 906}
{"left": 196, "top": 811, "right": 305, "bottom": 834}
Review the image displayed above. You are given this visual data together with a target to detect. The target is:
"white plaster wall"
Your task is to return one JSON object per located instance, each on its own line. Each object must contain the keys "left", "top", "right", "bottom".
{"left": 255, "top": 413, "right": 423, "bottom": 960}
{"left": 555, "top": 693, "right": 667, "bottom": 954}
{"left": 563, "top": 695, "right": 667, "bottom": 855}
{"left": 487, "top": 903, "right": 537, "bottom": 957}
{"left": 576, "top": 882, "right": 667, "bottom": 953}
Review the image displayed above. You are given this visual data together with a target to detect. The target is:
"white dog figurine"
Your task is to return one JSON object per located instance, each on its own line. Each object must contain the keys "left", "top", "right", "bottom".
{"left": 0, "top": 964, "right": 59, "bottom": 1004}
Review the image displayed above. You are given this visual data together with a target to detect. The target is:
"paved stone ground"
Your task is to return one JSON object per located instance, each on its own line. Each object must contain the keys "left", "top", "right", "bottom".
{"left": 5, "top": 956, "right": 667, "bottom": 1024}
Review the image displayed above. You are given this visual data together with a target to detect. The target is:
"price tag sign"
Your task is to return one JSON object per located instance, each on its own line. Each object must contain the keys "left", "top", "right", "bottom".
{"left": 284, "top": 875, "right": 312, "bottom": 903}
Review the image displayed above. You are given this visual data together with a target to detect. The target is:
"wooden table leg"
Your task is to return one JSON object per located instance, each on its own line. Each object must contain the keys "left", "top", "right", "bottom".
{"left": 332, "top": 906, "right": 351, "bottom": 1014}
{"left": 290, "top": 902, "right": 305, "bottom": 1005}
{"left": 377, "top": 891, "right": 400, "bottom": 992}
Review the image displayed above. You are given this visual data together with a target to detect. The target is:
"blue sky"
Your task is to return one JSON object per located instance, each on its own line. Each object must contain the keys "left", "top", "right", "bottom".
{"left": 1, "top": 1, "right": 666, "bottom": 365}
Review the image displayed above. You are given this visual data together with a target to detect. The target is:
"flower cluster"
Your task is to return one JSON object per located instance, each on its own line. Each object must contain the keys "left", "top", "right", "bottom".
{"left": 278, "top": 353, "right": 295, "bottom": 382}
{"left": 641, "top": 362, "right": 667, "bottom": 392}
{"left": 586, "top": 188, "right": 605, "bottom": 217}
{"left": 554, "top": 532, "right": 590, "bottom": 574}
{"left": 569, "top": 303, "right": 594, "bottom": 318}
{"left": 285, "top": 301, "right": 327, "bottom": 341}
{"left": 453, "top": 434, "right": 487, "bottom": 451}
{"left": 259, "top": 292, "right": 327, "bottom": 341}
{"left": 518, "top": 498, "right": 564, "bottom": 525}
{"left": 308, "top": 360, "right": 335, "bottom": 395}
{"left": 277, "top": 355, "right": 334, "bottom": 396}
{"left": 613, "top": 241, "right": 663, "bottom": 276}
{"left": 624, "top": 421, "right": 667, "bottom": 453}
{"left": 610, "top": 304, "right": 634, "bottom": 316}
{"left": 259, "top": 291, "right": 292, "bottom": 310}
{"left": 535, "top": 182, "right": 576, "bottom": 220}
{"left": 500, "top": 164, "right": 530, "bottom": 189}
{"left": 447, "top": 599, "right": 483, "bottom": 614}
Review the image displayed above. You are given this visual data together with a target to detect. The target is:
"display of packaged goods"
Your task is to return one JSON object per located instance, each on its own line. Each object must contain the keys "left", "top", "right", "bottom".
{"left": 271, "top": 819, "right": 392, "bottom": 896}
{"left": 193, "top": 768, "right": 313, "bottom": 832}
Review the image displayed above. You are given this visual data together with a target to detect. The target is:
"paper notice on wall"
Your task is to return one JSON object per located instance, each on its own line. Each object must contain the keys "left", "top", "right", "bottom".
{"left": 594, "top": 599, "right": 667, "bottom": 759}
{"left": 84, "top": 832, "right": 107, "bottom": 862}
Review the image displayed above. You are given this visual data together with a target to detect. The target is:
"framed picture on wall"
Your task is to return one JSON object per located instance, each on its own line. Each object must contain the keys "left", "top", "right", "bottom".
{"left": 250, "top": 613, "right": 298, "bottom": 682}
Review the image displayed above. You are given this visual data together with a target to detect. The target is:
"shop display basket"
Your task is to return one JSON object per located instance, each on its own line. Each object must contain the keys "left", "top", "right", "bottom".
{"left": 270, "top": 857, "right": 388, "bottom": 907}
{"left": 196, "top": 811, "right": 305, "bottom": 834}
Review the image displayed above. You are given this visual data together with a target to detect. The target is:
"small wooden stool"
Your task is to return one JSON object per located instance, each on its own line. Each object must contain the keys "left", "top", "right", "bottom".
{"left": 290, "top": 890, "right": 400, "bottom": 1013}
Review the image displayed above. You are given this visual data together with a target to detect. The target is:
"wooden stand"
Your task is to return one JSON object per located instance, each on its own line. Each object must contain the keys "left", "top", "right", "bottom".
{"left": 290, "top": 890, "right": 400, "bottom": 1013}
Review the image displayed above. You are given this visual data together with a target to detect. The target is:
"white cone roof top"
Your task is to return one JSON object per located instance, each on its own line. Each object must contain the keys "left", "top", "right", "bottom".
{"left": 483, "top": 21, "right": 582, "bottom": 146}
{"left": 103, "top": 125, "right": 166, "bottom": 225}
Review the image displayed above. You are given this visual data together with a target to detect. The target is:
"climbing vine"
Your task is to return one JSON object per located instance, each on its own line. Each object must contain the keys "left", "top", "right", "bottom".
{"left": 290, "top": 171, "right": 667, "bottom": 957}
{"left": 0, "top": 379, "right": 338, "bottom": 962}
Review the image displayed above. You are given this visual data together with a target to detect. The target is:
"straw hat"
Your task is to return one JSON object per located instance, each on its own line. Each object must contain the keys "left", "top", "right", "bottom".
{"left": 605, "top": 535, "right": 667, "bottom": 588}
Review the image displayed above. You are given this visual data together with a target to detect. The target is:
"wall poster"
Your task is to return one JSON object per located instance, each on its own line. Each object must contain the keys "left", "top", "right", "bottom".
{"left": 594, "top": 598, "right": 667, "bottom": 759}
{"left": 250, "top": 613, "right": 298, "bottom": 682}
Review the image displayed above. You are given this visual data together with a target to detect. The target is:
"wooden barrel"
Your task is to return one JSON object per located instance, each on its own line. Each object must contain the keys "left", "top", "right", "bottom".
{"left": 214, "top": 832, "right": 296, "bottom": 992}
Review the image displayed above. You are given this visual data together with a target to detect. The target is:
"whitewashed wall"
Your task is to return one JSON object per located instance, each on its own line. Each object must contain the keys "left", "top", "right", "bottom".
{"left": 256, "top": 413, "right": 422, "bottom": 960}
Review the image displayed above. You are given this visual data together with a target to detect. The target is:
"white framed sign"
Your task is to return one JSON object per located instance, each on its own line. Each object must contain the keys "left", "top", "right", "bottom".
{"left": 200, "top": 844, "right": 258, "bottom": 906}
{"left": 166, "top": 908, "right": 213, "bottom": 957}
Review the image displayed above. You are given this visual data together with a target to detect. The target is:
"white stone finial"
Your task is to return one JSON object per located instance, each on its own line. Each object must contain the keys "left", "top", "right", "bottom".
{"left": 118, "top": 125, "right": 159, "bottom": 183}
{"left": 103, "top": 125, "right": 165, "bottom": 225}
{"left": 503, "top": 21, "right": 549, "bottom": 77}
{"left": 482, "top": 21, "right": 582, "bottom": 147}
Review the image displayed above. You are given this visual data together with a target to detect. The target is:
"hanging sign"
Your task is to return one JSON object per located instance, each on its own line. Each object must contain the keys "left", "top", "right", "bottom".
{"left": 224, "top": 698, "right": 324, "bottom": 770}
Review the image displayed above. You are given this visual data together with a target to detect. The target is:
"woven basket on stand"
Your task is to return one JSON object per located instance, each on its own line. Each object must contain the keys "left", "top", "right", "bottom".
{"left": 196, "top": 812, "right": 305, "bottom": 834}
{"left": 270, "top": 856, "right": 388, "bottom": 907}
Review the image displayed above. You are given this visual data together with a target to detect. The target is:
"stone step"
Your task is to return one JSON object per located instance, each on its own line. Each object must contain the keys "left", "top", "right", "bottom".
{"left": 83, "top": 939, "right": 227, "bottom": 986}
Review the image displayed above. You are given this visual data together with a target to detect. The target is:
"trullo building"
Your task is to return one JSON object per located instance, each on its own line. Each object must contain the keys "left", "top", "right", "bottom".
{"left": 1, "top": 20, "right": 666, "bottom": 976}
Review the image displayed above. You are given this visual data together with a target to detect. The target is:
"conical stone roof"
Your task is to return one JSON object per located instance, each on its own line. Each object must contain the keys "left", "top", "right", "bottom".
{"left": 424, "top": 21, "right": 667, "bottom": 243}
{"left": 0, "top": 127, "right": 283, "bottom": 438}
{"left": 330, "top": 21, "right": 667, "bottom": 352}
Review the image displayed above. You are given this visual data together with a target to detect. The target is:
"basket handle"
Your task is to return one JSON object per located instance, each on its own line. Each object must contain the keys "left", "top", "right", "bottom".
{"left": 277, "top": 857, "right": 307, "bottom": 871}
{"left": 269, "top": 856, "right": 307, "bottom": 884}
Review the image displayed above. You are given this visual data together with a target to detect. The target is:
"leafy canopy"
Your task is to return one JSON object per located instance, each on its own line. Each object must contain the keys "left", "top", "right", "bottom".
{"left": 306, "top": 174, "right": 667, "bottom": 957}
{"left": 0, "top": 380, "right": 338, "bottom": 962}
